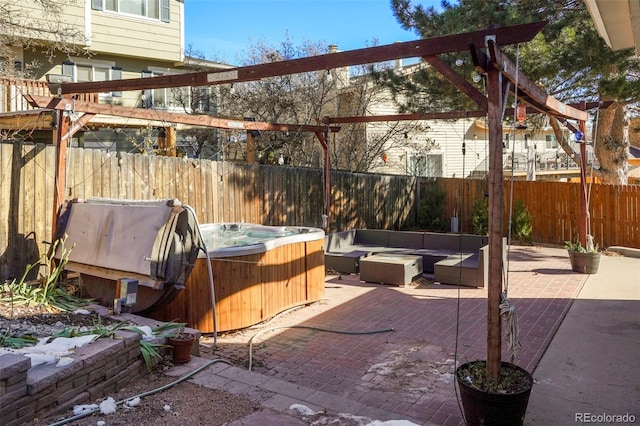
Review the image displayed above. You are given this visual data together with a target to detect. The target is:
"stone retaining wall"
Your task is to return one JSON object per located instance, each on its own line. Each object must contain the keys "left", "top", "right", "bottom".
{"left": 0, "top": 330, "right": 148, "bottom": 425}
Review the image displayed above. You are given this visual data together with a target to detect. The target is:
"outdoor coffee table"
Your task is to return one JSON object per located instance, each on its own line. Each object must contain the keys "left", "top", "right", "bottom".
{"left": 359, "top": 253, "right": 423, "bottom": 287}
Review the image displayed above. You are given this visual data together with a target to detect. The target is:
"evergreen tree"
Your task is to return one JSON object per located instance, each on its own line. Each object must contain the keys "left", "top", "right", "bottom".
{"left": 388, "top": 0, "right": 640, "bottom": 183}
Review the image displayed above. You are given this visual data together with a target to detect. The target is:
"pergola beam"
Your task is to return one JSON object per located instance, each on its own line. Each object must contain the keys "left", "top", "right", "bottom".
{"left": 52, "top": 22, "right": 547, "bottom": 95}
{"left": 472, "top": 42, "right": 588, "bottom": 121}
{"left": 324, "top": 110, "right": 487, "bottom": 124}
{"left": 422, "top": 55, "right": 488, "bottom": 110}
{"left": 24, "top": 95, "right": 340, "bottom": 133}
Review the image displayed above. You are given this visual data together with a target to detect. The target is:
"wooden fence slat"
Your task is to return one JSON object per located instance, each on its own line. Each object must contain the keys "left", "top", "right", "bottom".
{"left": 1, "top": 141, "right": 639, "bottom": 281}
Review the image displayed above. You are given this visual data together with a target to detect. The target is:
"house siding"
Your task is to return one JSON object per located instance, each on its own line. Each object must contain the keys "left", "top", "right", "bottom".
{"left": 89, "top": 1, "right": 184, "bottom": 62}
{"left": 8, "top": 1, "right": 184, "bottom": 63}
{"left": 361, "top": 65, "right": 572, "bottom": 178}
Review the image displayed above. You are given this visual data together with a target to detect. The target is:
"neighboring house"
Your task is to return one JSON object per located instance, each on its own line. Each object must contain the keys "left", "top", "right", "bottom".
{"left": 348, "top": 60, "right": 588, "bottom": 179}
{"left": 1, "top": 0, "right": 232, "bottom": 152}
{"left": 1, "top": 2, "right": 594, "bottom": 173}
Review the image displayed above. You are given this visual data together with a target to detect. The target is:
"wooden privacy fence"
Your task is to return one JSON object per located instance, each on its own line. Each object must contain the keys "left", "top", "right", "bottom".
{"left": 1, "top": 141, "right": 638, "bottom": 280}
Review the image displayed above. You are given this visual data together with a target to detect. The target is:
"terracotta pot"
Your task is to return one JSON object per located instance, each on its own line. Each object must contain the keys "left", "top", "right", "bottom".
{"left": 168, "top": 333, "right": 196, "bottom": 363}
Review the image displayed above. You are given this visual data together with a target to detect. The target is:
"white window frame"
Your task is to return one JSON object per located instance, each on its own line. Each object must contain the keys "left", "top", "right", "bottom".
{"left": 92, "top": 0, "right": 170, "bottom": 22}
{"left": 408, "top": 153, "right": 443, "bottom": 177}
{"left": 142, "top": 67, "right": 188, "bottom": 110}
{"left": 62, "top": 58, "right": 120, "bottom": 98}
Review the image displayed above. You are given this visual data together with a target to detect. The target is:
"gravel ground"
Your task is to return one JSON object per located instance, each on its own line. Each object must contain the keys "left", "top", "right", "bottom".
{"left": 40, "top": 369, "right": 258, "bottom": 426}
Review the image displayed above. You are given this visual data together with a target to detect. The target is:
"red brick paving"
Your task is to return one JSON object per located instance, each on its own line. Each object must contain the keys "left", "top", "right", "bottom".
{"left": 204, "top": 244, "right": 587, "bottom": 425}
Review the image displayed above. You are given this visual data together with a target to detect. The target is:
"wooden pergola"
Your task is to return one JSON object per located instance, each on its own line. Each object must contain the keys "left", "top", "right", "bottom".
{"left": 24, "top": 21, "right": 591, "bottom": 381}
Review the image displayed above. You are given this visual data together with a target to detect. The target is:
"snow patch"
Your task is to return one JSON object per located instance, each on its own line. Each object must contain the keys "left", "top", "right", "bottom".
{"left": 0, "top": 334, "right": 99, "bottom": 367}
{"left": 99, "top": 397, "right": 117, "bottom": 415}
{"left": 289, "top": 403, "right": 317, "bottom": 416}
{"left": 73, "top": 404, "right": 98, "bottom": 416}
{"left": 136, "top": 325, "right": 155, "bottom": 341}
{"left": 125, "top": 397, "right": 141, "bottom": 407}
{"left": 287, "top": 404, "right": 420, "bottom": 426}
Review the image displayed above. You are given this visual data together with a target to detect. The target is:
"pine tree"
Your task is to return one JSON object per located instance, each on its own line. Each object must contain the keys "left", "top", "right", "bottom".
{"left": 388, "top": 0, "right": 640, "bottom": 183}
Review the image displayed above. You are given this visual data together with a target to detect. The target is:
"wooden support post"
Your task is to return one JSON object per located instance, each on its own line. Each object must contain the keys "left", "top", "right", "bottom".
{"left": 51, "top": 110, "right": 70, "bottom": 242}
{"left": 579, "top": 120, "right": 588, "bottom": 246}
{"left": 323, "top": 131, "right": 330, "bottom": 229}
{"left": 246, "top": 131, "right": 256, "bottom": 164}
{"left": 157, "top": 127, "right": 166, "bottom": 155}
{"left": 166, "top": 126, "right": 176, "bottom": 157}
{"left": 315, "top": 131, "right": 330, "bottom": 230}
{"left": 486, "top": 64, "right": 503, "bottom": 382}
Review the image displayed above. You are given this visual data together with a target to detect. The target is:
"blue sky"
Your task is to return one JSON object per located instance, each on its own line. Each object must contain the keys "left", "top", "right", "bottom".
{"left": 184, "top": 0, "right": 439, "bottom": 65}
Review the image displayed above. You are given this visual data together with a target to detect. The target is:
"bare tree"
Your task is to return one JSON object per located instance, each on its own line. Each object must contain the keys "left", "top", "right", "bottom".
{"left": 0, "top": 0, "right": 87, "bottom": 79}
{"left": 330, "top": 62, "right": 437, "bottom": 173}
{"left": 208, "top": 36, "right": 426, "bottom": 172}
{"left": 170, "top": 45, "right": 228, "bottom": 159}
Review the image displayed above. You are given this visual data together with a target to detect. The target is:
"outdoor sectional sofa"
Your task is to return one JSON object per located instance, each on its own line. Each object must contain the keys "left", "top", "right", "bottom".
{"left": 324, "top": 229, "right": 491, "bottom": 287}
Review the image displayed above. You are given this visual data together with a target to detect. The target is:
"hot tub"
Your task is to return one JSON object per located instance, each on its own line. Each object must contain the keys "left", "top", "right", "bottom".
{"left": 151, "top": 223, "right": 326, "bottom": 332}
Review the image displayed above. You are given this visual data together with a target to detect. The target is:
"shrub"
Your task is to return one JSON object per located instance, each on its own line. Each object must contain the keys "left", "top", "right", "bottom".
{"left": 419, "top": 180, "right": 446, "bottom": 231}
{"left": 470, "top": 197, "right": 489, "bottom": 235}
{"left": 510, "top": 200, "right": 533, "bottom": 243}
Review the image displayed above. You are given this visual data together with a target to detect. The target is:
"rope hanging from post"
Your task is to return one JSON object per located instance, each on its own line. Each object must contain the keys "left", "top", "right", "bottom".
{"left": 502, "top": 43, "right": 522, "bottom": 363}
{"left": 500, "top": 292, "right": 521, "bottom": 362}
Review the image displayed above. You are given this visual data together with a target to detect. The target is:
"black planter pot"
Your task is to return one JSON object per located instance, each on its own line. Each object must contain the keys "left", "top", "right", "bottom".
{"left": 568, "top": 250, "right": 601, "bottom": 274}
{"left": 456, "top": 361, "right": 533, "bottom": 426}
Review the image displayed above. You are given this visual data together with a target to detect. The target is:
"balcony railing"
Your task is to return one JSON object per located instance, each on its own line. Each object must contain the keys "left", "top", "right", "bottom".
{"left": 0, "top": 78, "right": 97, "bottom": 113}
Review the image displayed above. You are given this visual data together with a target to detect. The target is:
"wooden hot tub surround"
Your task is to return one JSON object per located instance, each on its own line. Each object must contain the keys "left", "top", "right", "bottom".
{"left": 151, "top": 228, "right": 325, "bottom": 333}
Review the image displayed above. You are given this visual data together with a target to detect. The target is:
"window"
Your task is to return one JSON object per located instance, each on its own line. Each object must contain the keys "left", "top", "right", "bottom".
{"left": 546, "top": 135, "right": 558, "bottom": 149}
{"left": 142, "top": 69, "right": 186, "bottom": 109}
{"left": 62, "top": 61, "right": 121, "bottom": 97}
{"left": 92, "top": 0, "right": 170, "bottom": 22}
{"left": 409, "top": 154, "right": 443, "bottom": 177}
{"left": 76, "top": 64, "right": 108, "bottom": 83}
{"left": 504, "top": 133, "right": 510, "bottom": 149}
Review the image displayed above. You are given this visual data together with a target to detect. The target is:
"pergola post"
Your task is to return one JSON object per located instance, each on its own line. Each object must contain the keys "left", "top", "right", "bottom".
{"left": 486, "top": 58, "right": 504, "bottom": 382}
{"left": 579, "top": 120, "right": 589, "bottom": 246}
{"left": 246, "top": 131, "right": 256, "bottom": 164}
{"left": 314, "top": 131, "right": 330, "bottom": 230}
{"left": 51, "top": 109, "right": 70, "bottom": 242}
{"left": 166, "top": 126, "right": 176, "bottom": 157}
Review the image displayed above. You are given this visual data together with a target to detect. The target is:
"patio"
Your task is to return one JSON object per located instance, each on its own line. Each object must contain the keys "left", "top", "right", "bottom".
{"left": 198, "top": 244, "right": 591, "bottom": 424}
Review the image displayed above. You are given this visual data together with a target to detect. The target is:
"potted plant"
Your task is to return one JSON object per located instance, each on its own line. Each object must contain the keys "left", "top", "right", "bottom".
{"left": 564, "top": 235, "right": 601, "bottom": 274}
{"left": 166, "top": 325, "right": 197, "bottom": 363}
{"left": 456, "top": 360, "right": 534, "bottom": 426}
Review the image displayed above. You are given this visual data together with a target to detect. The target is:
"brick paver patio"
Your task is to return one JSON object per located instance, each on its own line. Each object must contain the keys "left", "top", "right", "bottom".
{"left": 202, "top": 244, "right": 588, "bottom": 425}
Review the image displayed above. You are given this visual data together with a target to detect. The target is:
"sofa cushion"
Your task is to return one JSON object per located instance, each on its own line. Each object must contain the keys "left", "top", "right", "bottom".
{"left": 460, "top": 234, "right": 489, "bottom": 252}
{"left": 325, "top": 230, "right": 356, "bottom": 252}
{"left": 422, "top": 232, "right": 460, "bottom": 251}
{"left": 388, "top": 231, "right": 424, "bottom": 249}
{"left": 353, "top": 229, "right": 390, "bottom": 246}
